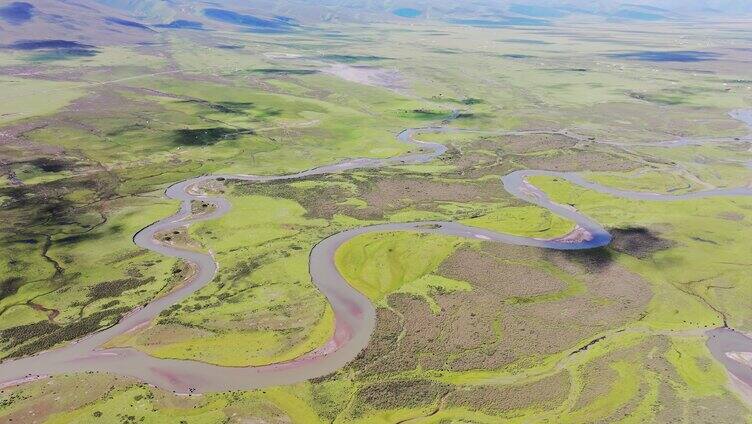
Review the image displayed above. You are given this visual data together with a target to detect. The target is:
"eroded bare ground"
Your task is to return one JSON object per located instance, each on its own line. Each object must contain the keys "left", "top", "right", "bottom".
{"left": 333, "top": 237, "right": 749, "bottom": 420}
{"left": 445, "top": 371, "right": 570, "bottom": 414}
{"left": 570, "top": 336, "right": 748, "bottom": 423}
{"left": 349, "top": 242, "right": 652, "bottom": 377}
{"left": 438, "top": 132, "right": 646, "bottom": 179}
{"left": 321, "top": 64, "right": 407, "bottom": 92}
{"left": 232, "top": 170, "right": 510, "bottom": 221}
{"left": 221, "top": 131, "right": 647, "bottom": 225}
{"left": 0, "top": 373, "right": 294, "bottom": 423}
{"left": 155, "top": 226, "right": 203, "bottom": 251}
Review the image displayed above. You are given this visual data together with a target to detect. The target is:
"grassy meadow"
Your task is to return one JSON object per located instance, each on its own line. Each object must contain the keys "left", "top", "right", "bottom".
{"left": 1, "top": 14, "right": 751, "bottom": 424}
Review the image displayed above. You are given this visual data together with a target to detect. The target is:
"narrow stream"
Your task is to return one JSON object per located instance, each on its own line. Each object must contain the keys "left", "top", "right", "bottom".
{"left": 0, "top": 111, "right": 750, "bottom": 396}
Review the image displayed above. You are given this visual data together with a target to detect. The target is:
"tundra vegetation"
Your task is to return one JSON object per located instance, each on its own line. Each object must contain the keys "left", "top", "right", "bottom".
{"left": 1, "top": 6, "right": 751, "bottom": 423}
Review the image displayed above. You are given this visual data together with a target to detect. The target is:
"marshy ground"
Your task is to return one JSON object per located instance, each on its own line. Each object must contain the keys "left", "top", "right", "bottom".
{"left": 1, "top": 8, "right": 752, "bottom": 423}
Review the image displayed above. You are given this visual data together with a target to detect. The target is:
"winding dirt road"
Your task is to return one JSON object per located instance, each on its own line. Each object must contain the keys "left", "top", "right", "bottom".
{"left": 1, "top": 112, "right": 751, "bottom": 396}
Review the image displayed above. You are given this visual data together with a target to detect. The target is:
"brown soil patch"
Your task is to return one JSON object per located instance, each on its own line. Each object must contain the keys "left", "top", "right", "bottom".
{"left": 355, "top": 380, "right": 450, "bottom": 413}
{"left": 351, "top": 242, "right": 652, "bottom": 376}
{"left": 516, "top": 151, "right": 641, "bottom": 172}
{"left": 0, "top": 374, "right": 132, "bottom": 423}
{"left": 501, "top": 133, "right": 579, "bottom": 154}
{"left": 349, "top": 307, "right": 404, "bottom": 374}
{"left": 450, "top": 150, "right": 500, "bottom": 173}
{"left": 190, "top": 200, "right": 217, "bottom": 218}
{"left": 439, "top": 248, "right": 567, "bottom": 297}
{"left": 118, "top": 323, "right": 214, "bottom": 346}
{"left": 232, "top": 177, "right": 354, "bottom": 220}
{"left": 446, "top": 371, "right": 570, "bottom": 413}
{"left": 155, "top": 226, "right": 202, "bottom": 251}
{"left": 234, "top": 174, "right": 508, "bottom": 221}
{"left": 322, "top": 64, "right": 406, "bottom": 91}
{"left": 718, "top": 211, "right": 745, "bottom": 222}
{"left": 361, "top": 177, "right": 504, "bottom": 212}
{"left": 571, "top": 334, "right": 747, "bottom": 423}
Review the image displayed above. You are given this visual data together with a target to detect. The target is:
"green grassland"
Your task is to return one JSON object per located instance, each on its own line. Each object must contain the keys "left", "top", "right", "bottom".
{"left": 0, "top": 77, "right": 86, "bottom": 124}
{"left": 529, "top": 175, "right": 752, "bottom": 331}
{"left": 1, "top": 15, "right": 752, "bottom": 424}
{"left": 107, "top": 172, "right": 576, "bottom": 366}
{"left": 108, "top": 194, "right": 337, "bottom": 366}
{"left": 335, "top": 232, "right": 464, "bottom": 304}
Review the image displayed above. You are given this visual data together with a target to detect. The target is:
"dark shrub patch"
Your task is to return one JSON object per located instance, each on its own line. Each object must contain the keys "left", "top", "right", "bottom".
{"left": 559, "top": 247, "right": 614, "bottom": 271}
{"left": 27, "top": 49, "right": 98, "bottom": 61}
{"left": 29, "top": 157, "right": 70, "bottom": 173}
{"left": 7, "top": 307, "right": 130, "bottom": 358}
{"left": 502, "top": 54, "right": 533, "bottom": 59}
{"left": 4, "top": 39, "right": 98, "bottom": 61}
{"left": 401, "top": 109, "right": 448, "bottom": 120}
{"left": 0, "top": 320, "right": 59, "bottom": 346}
{"left": 89, "top": 277, "right": 155, "bottom": 300}
{"left": 171, "top": 128, "right": 249, "bottom": 146}
{"left": 0, "top": 277, "right": 23, "bottom": 299}
{"left": 57, "top": 232, "right": 102, "bottom": 245}
{"left": 609, "top": 227, "right": 675, "bottom": 258}
{"left": 461, "top": 98, "right": 483, "bottom": 105}
{"left": 178, "top": 100, "right": 255, "bottom": 114}
{"left": 356, "top": 379, "right": 450, "bottom": 411}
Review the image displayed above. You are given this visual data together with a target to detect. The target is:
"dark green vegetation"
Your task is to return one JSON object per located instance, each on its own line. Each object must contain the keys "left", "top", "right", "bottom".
{"left": 171, "top": 127, "right": 250, "bottom": 146}
{"left": 0, "top": 3, "right": 751, "bottom": 423}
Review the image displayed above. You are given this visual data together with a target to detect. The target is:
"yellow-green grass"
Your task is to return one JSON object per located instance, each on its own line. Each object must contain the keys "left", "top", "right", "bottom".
{"left": 21, "top": 75, "right": 430, "bottom": 178}
{"left": 564, "top": 360, "right": 644, "bottom": 423}
{"left": 334, "top": 232, "right": 463, "bottom": 304}
{"left": 4, "top": 17, "right": 752, "bottom": 423}
{"left": 384, "top": 202, "right": 575, "bottom": 240}
{"left": 461, "top": 204, "right": 575, "bottom": 239}
{"left": 110, "top": 305, "right": 334, "bottom": 367}
{"left": 3, "top": 162, "right": 74, "bottom": 186}
{"left": 39, "top": 197, "right": 179, "bottom": 322}
{"left": 0, "top": 77, "right": 85, "bottom": 124}
{"left": 8, "top": 46, "right": 168, "bottom": 74}
{"left": 395, "top": 275, "right": 471, "bottom": 314}
{"left": 0, "top": 304, "right": 49, "bottom": 331}
{"left": 666, "top": 336, "right": 730, "bottom": 398}
{"left": 583, "top": 170, "right": 703, "bottom": 195}
{"left": 111, "top": 195, "right": 337, "bottom": 366}
{"left": 629, "top": 144, "right": 752, "bottom": 189}
{"left": 529, "top": 175, "right": 752, "bottom": 332}
{"left": 0, "top": 180, "right": 191, "bottom": 358}
{"left": 0, "top": 195, "right": 180, "bottom": 336}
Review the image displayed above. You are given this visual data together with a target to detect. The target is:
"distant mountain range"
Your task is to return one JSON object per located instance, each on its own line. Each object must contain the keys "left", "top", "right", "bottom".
{"left": 2, "top": 0, "right": 750, "bottom": 47}
{"left": 62, "top": 0, "right": 752, "bottom": 24}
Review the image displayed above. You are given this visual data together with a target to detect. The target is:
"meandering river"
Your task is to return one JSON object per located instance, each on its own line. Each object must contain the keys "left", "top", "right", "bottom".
{"left": 1, "top": 111, "right": 751, "bottom": 396}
